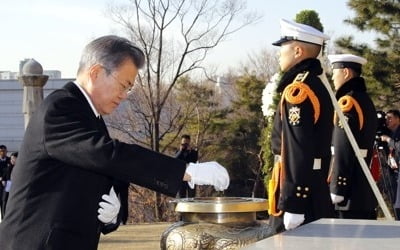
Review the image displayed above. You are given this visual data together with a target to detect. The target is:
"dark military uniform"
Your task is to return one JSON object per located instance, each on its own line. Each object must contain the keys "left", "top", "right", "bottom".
{"left": 330, "top": 76, "right": 378, "bottom": 219}
{"left": 269, "top": 58, "right": 334, "bottom": 233}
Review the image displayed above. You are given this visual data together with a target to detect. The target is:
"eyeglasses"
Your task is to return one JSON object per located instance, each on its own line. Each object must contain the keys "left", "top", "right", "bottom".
{"left": 101, "top": 66, "right": 133, "bottom": 94}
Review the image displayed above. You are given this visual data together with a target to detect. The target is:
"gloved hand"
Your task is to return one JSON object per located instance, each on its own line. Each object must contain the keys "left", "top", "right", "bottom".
{"left": 186, "top": 161, "right": 230, "bottom": 191}
{"left": 283, "top": 212, "right": 304, "bottom": 230}
{"left": 98, "top": 187, "right": 120, "bottom": 224}
{"left": 330, "top": 193, "right": 345, "bottom": 204}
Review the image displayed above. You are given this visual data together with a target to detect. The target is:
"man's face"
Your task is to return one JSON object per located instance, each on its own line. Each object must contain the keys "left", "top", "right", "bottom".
{"left": 181, "top": 138, "right": 191, "bottom": 149}
{"left": 278, "top": 42, "right": 297, "bottom": 72}
{"left": 331, "top": 68, "right": 347, "bottom": 90}
{"left": 386, "top": 113, "right": 400, "bottom": 131}
{"left": 10, "top": 155, "right": 17, "bottom": 165}
{"left": 0, "top": 148, "right": 7, "bottom": 158}
{"left": 89, "top": 59, "right": 139, "bottom": 115}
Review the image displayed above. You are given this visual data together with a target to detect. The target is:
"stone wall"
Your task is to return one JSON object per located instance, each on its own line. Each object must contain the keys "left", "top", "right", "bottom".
{"left": 0, "top": 78, "right": 74, "bottom": 152}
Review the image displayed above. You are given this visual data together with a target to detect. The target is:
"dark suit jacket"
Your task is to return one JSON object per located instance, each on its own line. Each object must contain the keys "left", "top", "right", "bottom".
{"left": 175, "top": 149, "right": 198, "bottom": 164}
{"left": 0, "top": 157, "right": 10, "bottom": 185}
{"left": 0, "top": 82, "right": 186, "bottom": 250}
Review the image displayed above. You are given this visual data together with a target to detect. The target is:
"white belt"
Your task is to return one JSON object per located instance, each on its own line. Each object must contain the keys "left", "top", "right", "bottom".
{"left": 331, "top": 148, "right": 368, "bottom": 158}
{"left": 359, "top": 149, "right": 368, "bottom": 158}
{"left": 274, "top": 155, "right": 321, "bottom": 170}
{"left": 313, "top": 158, "right": 321, "bottom": 170}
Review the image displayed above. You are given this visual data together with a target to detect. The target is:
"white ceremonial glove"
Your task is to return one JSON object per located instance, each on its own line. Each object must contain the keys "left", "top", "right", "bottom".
{"left": 98, "top": 187, "right": 120, "bottom": 224}
{"left": 283, "top": 212, "right": 305, "bottom": 230}
{"left": 330, "top": 193, "right": 345, "bottom": 204}
{"left": 186, "top": 161, "right": 230, "bottom": 191}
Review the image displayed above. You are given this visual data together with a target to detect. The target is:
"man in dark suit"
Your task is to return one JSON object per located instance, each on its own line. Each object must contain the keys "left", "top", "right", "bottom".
{"left": 0, "top": 35, "right": 229, "bottom": 250}
{"left": 328, "top": 54, "right": 378, "bottom": 219}
{"left": 175, "top": 134, "right": 198, "bottom": 198}
{"left": 0, "top": 145, "right": 10, "bottom": 219}
{"left": 1, "top": 151, "right": 17, "bottom": 218}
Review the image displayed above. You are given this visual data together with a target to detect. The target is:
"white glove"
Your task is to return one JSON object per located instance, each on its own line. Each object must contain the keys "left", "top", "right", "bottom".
{"left": 98, "top": 187, "right": 120, "bottom": 224}
{"left": 283, "top": 212, "right": 304, "bottom": 230}
{"left": 330, "top": 193, "right": 345, "bottom": 204}
{"left": 186, "top": 161, "right": 230, "bottom": 191}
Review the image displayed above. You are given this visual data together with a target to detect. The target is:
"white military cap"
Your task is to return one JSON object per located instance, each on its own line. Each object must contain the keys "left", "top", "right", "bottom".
{"left": 328, "top": 54, "right": 367, "bottom": 71}
{"left": 272, "top": 18, "right": 330, "bottom": 46}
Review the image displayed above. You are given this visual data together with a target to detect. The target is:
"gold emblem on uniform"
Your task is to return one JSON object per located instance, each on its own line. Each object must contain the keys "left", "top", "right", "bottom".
{"left": 288, "top": 106, "right": 301, "bottom": 125}
{"left": 338, "top": 115, "right": 349, "bottom": 129}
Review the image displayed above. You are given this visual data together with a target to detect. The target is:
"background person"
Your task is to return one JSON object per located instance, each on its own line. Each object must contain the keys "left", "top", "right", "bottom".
{"left": 328, "top": 54, "right": 378, "bottom": 219}
{"left": 268, "top": 19, "right": 334, "bottom": 234}
{"left": 0, "top": 145, "right": 10, "bottom": 220}
{"left": 381, "top": 109, "right": 400, "bottom": 219}
{"left": 0, "top": 35, "right": 229, "bottom": 250}
{"left": 1, "top": 151, "right": 17, "bottom": 217}
{"left": 175, "top": 134, "right": 198, "bottom": 198}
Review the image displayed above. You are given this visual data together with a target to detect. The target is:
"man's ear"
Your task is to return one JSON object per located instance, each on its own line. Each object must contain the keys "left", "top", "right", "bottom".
{"left": 343, "top": 68, "right": 353, "bottom": 79}
{"left": 294, "top": 45, "right": 303, "bottom": 58}
{"left": 88, "top": 64, "right": 103, "bottom": 82}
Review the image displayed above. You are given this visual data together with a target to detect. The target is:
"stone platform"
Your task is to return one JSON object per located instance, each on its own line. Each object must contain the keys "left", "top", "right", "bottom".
{"left": 99, "top": 223, "right": 172, "bottom": 250}
{"left": 242, "top": 218, "right": 400, "bottom": 250}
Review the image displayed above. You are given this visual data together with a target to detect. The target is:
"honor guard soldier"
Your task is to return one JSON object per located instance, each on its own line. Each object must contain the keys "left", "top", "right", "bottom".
{"left": 328, "top": 54, "right": 378, "bottom": 219}
{"left": 268, "top": 19, "right": 335, "bottom": 234}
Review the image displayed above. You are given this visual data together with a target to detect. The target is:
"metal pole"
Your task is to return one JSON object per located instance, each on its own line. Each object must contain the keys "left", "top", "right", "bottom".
{"left": 319, "top": 71, "right": 393, "bottom": 220}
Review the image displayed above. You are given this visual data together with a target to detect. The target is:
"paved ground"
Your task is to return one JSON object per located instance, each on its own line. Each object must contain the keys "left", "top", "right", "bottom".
{"left": 98, "top": 223, "right": 172, "bottom": 250}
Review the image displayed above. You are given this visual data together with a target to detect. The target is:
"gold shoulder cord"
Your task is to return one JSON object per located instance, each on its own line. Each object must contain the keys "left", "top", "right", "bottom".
{"left": 334, "top": 95, "right": 364, "bottom": 130}
{"left": 280, "top": 72, "right": 320, "bottom": 124}
{"left": 268, "top": 160, "right": 283, "bottom": 216}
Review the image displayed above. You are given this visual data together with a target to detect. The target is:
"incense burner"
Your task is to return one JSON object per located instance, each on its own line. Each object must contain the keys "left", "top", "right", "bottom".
{"left": 160, "top": 197, "right": 270, "bottom": 249}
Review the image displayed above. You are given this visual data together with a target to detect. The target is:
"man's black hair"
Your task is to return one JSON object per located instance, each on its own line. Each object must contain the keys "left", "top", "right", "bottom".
{"left": 181, "top": 134, "right": 191, "bottom": 140}
{"left": 387, "top": 109, "right": 400, "bottom": 119}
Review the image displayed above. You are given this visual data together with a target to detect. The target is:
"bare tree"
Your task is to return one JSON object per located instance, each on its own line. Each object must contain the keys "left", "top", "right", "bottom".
{"left": 240, "top": 48, "right": 279, "bottom": 83}
{"left": 105, "top": 0, "right": 259, "bottom": 221}
{"left": 106, "top": 0, "right": 259, "bottom": 152}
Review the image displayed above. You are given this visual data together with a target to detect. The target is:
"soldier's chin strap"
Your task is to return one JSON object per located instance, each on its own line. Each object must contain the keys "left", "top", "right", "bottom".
{"left": 318, "top": 55, "right": 393, "bottom": 220}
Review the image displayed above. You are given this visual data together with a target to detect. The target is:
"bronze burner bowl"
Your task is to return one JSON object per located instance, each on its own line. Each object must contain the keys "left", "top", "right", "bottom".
{"left": 160, "top": 197, "right": 270, "bottom": 250}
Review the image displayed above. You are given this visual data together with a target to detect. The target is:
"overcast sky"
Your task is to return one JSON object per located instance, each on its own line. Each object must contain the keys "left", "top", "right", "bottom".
{"left": 0, "top": 0, "right": 375, "bottom": 78}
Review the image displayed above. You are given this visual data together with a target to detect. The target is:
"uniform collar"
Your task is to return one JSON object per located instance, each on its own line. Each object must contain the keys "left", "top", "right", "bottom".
{"left": 277, "top": 58, "right": 323, "bottom": 92}
{"left": 335, "top": 77, "right": 367, "bottom": 99}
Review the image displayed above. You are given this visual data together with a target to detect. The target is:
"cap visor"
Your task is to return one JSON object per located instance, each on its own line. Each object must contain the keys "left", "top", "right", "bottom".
{"left": 272, "top": 37, "right": 290, "bottom": 46}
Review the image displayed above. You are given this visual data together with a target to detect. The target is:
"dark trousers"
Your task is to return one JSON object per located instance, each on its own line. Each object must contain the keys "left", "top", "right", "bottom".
{"left": 114, "top": 182, "right": 129, "bottom": 225}
{"left": 268, "top": 215, "right": 285, "bottom": 235}
{"left": 1, "top": 191, "right": 9, "bottom": 218}
{"left": 337, "top": 210, "right": 377, "bottom": 220}
{"left": 0, "top": 186, "right": 3, "bottom": 219}
{"left": 118, "top": 187, "right": 128, "bottom": 225}
{"left": 179, "top": 182, "right": 195, "bottom": 198}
